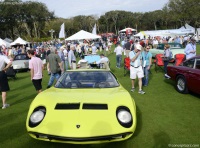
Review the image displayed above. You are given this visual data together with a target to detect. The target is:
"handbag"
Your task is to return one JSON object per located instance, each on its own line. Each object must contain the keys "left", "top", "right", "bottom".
{"left": 5, "top": 66, "right": 16, "bottom": 78}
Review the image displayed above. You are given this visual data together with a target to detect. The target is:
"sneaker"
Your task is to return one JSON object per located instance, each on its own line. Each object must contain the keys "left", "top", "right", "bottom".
{"left": 2, "top": 104, "right": 10, "bottom": 109}
{"left": 131, "top": 88, "right": 135, "bottom": 92}
{"left": 138, "top": 90, "right": 145, "bottom": 94}
{"left": 164, "top": 74, "right": 171, "bottom": 79}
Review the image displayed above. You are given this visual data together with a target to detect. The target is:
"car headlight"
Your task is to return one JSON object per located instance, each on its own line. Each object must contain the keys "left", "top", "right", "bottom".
{"left": 30, "top": 110, "right": 45, "bottom": 124}
{"left": 116, "top": 106, "right": 133, "bottom": 128}
{"left": 29, "top": 106, "right": 46, "bottom": 128}
{"left": 117, "top": 110, "right": 132, "bottom": 123}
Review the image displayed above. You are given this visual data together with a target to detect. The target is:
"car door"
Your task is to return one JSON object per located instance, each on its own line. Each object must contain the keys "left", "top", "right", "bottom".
{"left": 185, "top": 58, "right": 200, "bottom": 94}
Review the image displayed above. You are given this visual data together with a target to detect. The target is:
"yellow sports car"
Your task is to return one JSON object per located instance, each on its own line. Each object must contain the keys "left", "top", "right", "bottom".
{"left": 26, "top": 69, "right": 136, "bottom": 144}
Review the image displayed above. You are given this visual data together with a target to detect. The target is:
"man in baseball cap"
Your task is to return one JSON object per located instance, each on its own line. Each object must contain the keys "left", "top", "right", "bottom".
{"left": 129, "top": 44, "right": 145, "bottom": 94}
{"left": 184, "top": 37, "right": 196, "bottom": 59}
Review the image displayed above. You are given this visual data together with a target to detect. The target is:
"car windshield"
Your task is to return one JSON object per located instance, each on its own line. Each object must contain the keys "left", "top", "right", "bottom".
{"left": 183, "top": 59, "right": 195, "bottom": 68}
{"left": 195, "top": 59, "right": 200, "bottom": 70}
{"left": 157, "top": 44, "right": 164, "bottom": 50}
{"left": 169, "top": 43, "right": 182, "bottom": 49}
{"left": 14, "top": 54, "right": 29, "bottom": 60}
{"left": 55, "top": 71, "right": 120, "bottom": 88}
{"left": 156, "top": 43, "right": 182, "bottom": 50}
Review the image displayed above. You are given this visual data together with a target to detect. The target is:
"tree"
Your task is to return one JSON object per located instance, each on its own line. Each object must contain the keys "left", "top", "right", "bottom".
{"left": 165, "top": 0, "right": 200, "bottom": 28}
{"left": 0, "top": 0, "right": 54, "bottom": 40}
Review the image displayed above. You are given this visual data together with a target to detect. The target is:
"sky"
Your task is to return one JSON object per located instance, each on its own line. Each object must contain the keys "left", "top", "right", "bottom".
{"left": 23, "top": 0, "right": 169, "bottom": 18}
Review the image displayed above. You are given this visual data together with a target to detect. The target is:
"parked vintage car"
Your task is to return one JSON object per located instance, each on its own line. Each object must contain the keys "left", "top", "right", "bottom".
{"left": 150, "top": 43, "right": 185, "bottom": 59}
{"left": 26, "top": 69, "right": 137, "bottom": 144}
{"left": 12, "top": 53, "right": 30, "bottom": 72}
{"left": 167, "top": 55, "right": 200, "bottom": 94}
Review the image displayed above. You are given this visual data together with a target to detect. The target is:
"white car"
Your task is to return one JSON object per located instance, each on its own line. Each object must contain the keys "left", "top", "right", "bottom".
{"left": 150, "top": 43, "right": 185, "bottom": 59}
{"left": 12, "top": 54, "right": 30, "bottom": 72}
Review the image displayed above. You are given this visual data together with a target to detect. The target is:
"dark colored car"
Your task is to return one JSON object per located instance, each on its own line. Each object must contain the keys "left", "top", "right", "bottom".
{"left": 167, "top": 55, "right": 200, "bottom": 94}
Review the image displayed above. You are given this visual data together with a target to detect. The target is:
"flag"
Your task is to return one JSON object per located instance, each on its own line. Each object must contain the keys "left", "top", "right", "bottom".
{"left": 59, "top": 23, "right": 65, "bottom": 38}
{"left": 92, "top": 23, "right": 97, "bottom": 35}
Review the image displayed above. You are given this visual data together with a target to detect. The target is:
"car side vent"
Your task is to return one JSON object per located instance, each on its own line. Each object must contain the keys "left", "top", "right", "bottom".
{"left": 55, "top": 103, "right": 80, "bottom": 110}
{"left": 82, "top": 104, "right": 108, "bottom": 110}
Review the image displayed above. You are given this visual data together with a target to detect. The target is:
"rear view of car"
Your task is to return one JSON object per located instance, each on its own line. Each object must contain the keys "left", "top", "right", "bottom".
{"left": 12, "top": 54, "right": 30, "bottom": 72}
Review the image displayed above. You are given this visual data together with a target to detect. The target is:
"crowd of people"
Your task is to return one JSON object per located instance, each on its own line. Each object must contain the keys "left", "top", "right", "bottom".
{"left": 115, "top": 34, "right": 197, "bottom": 94}
{"left": 0, "top": 34, "right": 198, "bottom": 109}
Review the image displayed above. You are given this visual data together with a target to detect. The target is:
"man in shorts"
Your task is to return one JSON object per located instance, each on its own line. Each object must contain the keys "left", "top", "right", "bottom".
{"left": 0, "top": 53, "right": 12, "bottom": 109}
{"left": 27, "top": 50, "right": 43, "bottom": 94}
{"left": 129, "top": 45, "right": 145, "bottom": 94}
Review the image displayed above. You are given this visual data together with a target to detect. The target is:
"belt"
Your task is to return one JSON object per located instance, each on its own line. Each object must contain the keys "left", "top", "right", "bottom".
{"left": 131, "top": 65, "right": 140, "bottom": 68}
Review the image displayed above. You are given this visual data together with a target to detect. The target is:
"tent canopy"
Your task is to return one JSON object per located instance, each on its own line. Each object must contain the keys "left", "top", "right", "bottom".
{"left": 119, "top": 27, "right": 137, "bottom": 33}
{"left": 0, "top": 38, "right": 11, "bottom": 47}
{"left": 4, "top": 38, "right": 13, "bottom": 43}
{"left": 65, "top": 30, "right": 101, "bottom": 41}
{"left": 10, "top": 37, "right": 28, "bottom": 46}
{"left": 0, "top": 38, "right": 6, "bottom": 46}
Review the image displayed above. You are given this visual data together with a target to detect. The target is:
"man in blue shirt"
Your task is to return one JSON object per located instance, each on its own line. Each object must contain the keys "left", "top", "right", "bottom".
{"left": 129, "top": 45, "right": 145, "bottom": 94}
{"left": 141, "top": 46, "right": 152, "bottom": 86}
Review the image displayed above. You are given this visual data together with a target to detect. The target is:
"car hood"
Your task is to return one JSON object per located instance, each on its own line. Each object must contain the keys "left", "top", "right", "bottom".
{"left": 171, "top": 49, "right": 185, "bottom": 58}
{"left": 26, "top": 87, "right": 136, "bottom": 137}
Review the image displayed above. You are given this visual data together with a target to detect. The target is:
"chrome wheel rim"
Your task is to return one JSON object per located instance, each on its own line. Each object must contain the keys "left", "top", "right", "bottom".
{"left": 177, "top": 78, "right": 185, "bottom": 91}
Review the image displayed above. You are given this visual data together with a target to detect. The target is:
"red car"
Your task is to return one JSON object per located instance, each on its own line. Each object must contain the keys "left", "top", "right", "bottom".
{"left": 167, "top": 55, "right": 200, "bottom": 94}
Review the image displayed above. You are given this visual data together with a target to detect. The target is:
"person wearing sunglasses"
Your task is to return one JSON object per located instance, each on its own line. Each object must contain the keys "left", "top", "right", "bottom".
{"left": 141, "top": 46, "right": 152, "bottom": 86}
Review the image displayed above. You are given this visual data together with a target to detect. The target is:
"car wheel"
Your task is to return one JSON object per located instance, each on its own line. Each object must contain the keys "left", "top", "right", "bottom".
{"left": 176, "top": 75, "right": 188, "bottom": 94}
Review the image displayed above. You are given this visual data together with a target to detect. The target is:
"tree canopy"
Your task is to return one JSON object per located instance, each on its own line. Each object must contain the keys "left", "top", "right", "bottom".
{"left": 0, "top": 0, "right": 199, "bottom": 41}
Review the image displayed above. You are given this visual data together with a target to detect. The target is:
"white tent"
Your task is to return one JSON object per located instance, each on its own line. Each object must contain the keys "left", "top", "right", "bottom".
{"left": 134, "top": 32, "right": 144, "bottom": 39}
{"left": 184, "top": 23, "right": 195, "bottom": 31}
{"left": 0, "top": 38, "right": 11, "bottom": 47}
{"left": 0, "top": 38, "right": 6, "bottom": 46}
{"left": 4, "top": 38, "right": 13, "bottom": 43}
{"left": 135, "top": 28, "right": 195, "bottom": 39}
{"left": 10, "top": 37, "right": 28, "bottom": 46}
{"left": 65, "top": 30, "right": 101, "bottom": 41}
{"left": 119, "top": 27, "right": 137, "bottom": 33}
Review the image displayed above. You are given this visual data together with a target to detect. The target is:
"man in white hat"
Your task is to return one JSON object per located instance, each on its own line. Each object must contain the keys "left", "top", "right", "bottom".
{"left": 184, "top": 37, "right": 196, "bottom": 59}
{"left": 129, "top": 44, "right": 145, "bottom": 94}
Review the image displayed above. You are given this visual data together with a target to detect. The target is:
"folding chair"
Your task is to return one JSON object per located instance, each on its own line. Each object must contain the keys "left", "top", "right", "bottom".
{"left": 124, "top": 57, "right": 130, "bottom": 76}
{"left": 155, "top": 54, "right": 164, "bottom": 72}
{"left": 174, "top": 54, "right": 186, "bottom": 66}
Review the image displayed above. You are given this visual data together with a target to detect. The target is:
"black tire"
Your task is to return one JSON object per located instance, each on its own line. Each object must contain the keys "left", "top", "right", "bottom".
{"left": 176, "top": 75, "right": 188, "bottom": 94}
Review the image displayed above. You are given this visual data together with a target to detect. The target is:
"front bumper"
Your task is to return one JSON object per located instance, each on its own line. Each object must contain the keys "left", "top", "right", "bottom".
{"left": 28, "top": 131, "right": 133, "bottom": 144}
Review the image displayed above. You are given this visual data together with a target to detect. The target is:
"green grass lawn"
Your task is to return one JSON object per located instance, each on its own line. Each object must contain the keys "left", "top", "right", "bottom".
{"left": 0, "top": 45, "right": 200, "bottom": 148}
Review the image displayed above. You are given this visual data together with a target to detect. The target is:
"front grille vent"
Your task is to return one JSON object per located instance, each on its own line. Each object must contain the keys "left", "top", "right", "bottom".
{"left": 55, "top": 103, "right": 108, "bottom": 110}
{"left": 82, "top": 103, "right": 108, "bottom": 110}
{"left": 55, "top": 103, "right": 80, "bottom": 110}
